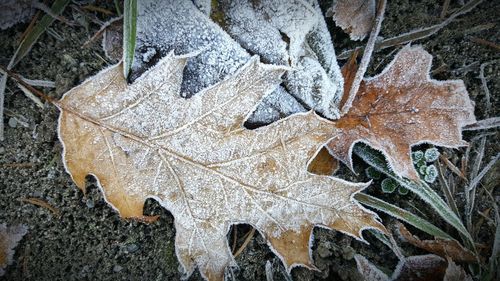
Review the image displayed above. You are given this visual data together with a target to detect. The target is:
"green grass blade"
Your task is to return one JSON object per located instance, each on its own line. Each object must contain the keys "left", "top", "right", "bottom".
{"left": 13, "top": 0, "right": 70, "bottom": 66}
{"left": 123, "top": 0, "right": 137, "bottom": 79}
{"left": 355, "top": 193, "right": 453, "bottom": 239}
{"left": 353, "top": 144, "right": 474, "bottom": 248}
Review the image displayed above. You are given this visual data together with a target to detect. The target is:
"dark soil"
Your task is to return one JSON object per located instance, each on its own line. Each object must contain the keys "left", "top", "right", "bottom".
{"left": 1, "top": 1, "right": 498, "bottom": 281}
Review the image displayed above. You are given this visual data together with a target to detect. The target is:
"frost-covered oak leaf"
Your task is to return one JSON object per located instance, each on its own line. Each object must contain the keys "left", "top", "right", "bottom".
{"left": 57, "top": 52, "right": 383, "bottom": 281}
{"left": 326, "top": 46, "right": 476, "bottom": 180}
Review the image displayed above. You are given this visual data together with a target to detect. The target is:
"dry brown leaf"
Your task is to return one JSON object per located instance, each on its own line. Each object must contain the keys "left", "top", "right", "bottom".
{"left": 329, "top": 0, "right": 376, "bottom": 41}
{"left": 57, "top": 52, "right": 384, "bottom": 281}
{"left": 326, "top": 45, "right": 476, "bottom": 180}
{"left": 355, "top": 253, "right": 448, "bottom": 281}
{"left": 354, "top": 254, "right": 390, "bottom": 281}
{"left": 398, "top": 223, "right": 477, "bottom": 263}
{"left": 392, "top": 254, "right": 447, "bottom": 281}
{"left": 443, "top": 258, "right": 473, "bottom": 281}
{"left": 0, "top": 223, "right": 28, "bottom": 276}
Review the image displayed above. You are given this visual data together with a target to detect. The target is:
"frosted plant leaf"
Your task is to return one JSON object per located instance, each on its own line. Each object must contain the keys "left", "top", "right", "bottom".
{"left": 102, "top": 17, "right": 123, "bottom": 62}
{"left": 365, "top": 166, "right": 381, "bottom": 180}
{"left": 58, "top": 53, "right": 383, "bottom": 281}
{"left": 132, "top": 0, "right": 250, "bottom": 96}
{"left": 326, "top": 46, "right": 476, "bottom": 180}
{"left": 354, "top": 254, "right": 390, "bottom": 281}
{"left": 132, "top": 0, "right": 344, "bottom": 123}
{"left": 328, "top": 0, "right": 375, "bottom": 41}
{"left": 381, "top": 178, "right": 397, "bottom": 193}
{"left": 0, "top": 0, "right": 35, "bottom": 30}
{"left": 424, "top": 165, "right": 438, "bottom": 183}
{"left": 192, "top": 0, "right": 211, "bottom": 15}
{"left": 305, "top": 0, "right": 344, "bottom": 99}
{"left": 397, "top": 186, "right": 409, "bottom": 195}
{"left": 247, "top": 86, "right": 306, "bottom": 127}
{"left": 0, "top": 223, "right": 28, "bottom": 276}
{"left": 412, "top": 150, "right": 424, "bottom": 164}
{"left": 284, "top": 56, "right": 341, "bottom": 119}
{"left": 424, "top": 147, "right": 440, "bottom": 162}
{"left": 419, "top": 164, "right": 428, "bottom": 175}
{"left": 217, "top": 0, "right": 344, "bottom": 119}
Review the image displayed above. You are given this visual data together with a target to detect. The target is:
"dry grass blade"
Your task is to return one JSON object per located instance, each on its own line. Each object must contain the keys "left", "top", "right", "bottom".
{"left": 20, "top": 198, "right": 60, "bottom": 217}
{"left": 340, "top": 0, "right": 386, "bottom": 115}
{"left": 467, "top": 153, "right": 499, "bottom": 194}
{"left": 439, "top": 155, "right": 468, "bottom": 182}
{"left": 338, "top": 0, "right": 484, "bottom": 59}
{"left": 440, "top": 0, "right": 451, "bottom": 19}
{"left": 463, "top": 117, "right": 500, "bottom": 131}
{"left": 436, "top": 160, "right": 460, "bottom": 216}
{"left": 14, "top": 0, "right": 71, "bottom": 65}
{"left": 479, "top": 61, "right": 494, "bottom": 115}
{"left": 397, "top": 223, "right": 477, "bottom": 263}
{"left": 233, "top": 228, "right": 256, "bottom": 258}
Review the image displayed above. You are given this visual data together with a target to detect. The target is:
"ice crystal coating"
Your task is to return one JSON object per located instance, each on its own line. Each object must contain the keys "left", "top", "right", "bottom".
{"left": 131, "top": 0, "right": 343, "bottom": 124}
{"left": 326, "top": 45, "right": 476, "bottom": 180}
{"left": 58, "top": 53, "right": 383, "bottom": 281}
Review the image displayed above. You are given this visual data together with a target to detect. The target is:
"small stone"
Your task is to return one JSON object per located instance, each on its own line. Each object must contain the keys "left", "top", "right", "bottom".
{"left": 126, "top": 243, "right": 139, "bottom": 253}
{"left": 85, "top": 199, "right": 95, "bottom": 209}
{"left": 0, "top": 147, "right": 5, "bottom": 154}
{"left": 113, "top": 265, "right": 123, "bottom": 272}
{"left": 8, "top": 117, "right": 17, "bottom": 128}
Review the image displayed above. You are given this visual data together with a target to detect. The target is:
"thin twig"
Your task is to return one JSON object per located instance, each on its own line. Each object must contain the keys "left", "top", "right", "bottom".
{"left": 470, "top": 37, "right": 500, "bottom": 51}
{"left": 20, "top": 197, "right": 61, "bottom": 217}
{"left": 340, "top": 0, "right": 386, "bottom": 115}
{"left": 437, "top": 160, "right": 460, "bottom": 216}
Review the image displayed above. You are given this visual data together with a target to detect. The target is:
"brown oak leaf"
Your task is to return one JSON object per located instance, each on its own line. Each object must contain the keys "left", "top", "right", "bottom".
{"left": 326, "top": 45, "right": 476, "bottom": 180}
{"left": 57, "top": 52, "right": 383, "bottom": 281}
{"left": 329, "top": 0, "right": 376, "bottom": 41}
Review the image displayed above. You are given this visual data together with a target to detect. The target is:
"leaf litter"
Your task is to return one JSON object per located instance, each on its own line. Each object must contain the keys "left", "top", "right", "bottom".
{"left": 54, "top": 42, "right": 478, "bottom": 279}
{"left": 57, "top": 53, "right": 384, "bottom": 280}
{"left": 0, "top": 0, "right": 488, "bottom": 279}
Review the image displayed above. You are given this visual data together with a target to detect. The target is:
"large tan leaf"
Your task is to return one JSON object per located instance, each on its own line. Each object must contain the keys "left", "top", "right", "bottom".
{"left": 58, "top": 52, "right": 383, "bottom": 281}
{"left": 326, "top": 45, "right": 476, "bottom": 180}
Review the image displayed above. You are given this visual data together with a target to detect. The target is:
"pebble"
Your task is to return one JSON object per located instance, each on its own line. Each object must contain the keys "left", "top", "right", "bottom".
{"left": 85, "top": 199, "right": 95, "bottom": 209}
{"left": 126, "top": 243, "right": 139, "bottom": 253}
{"left": 0, "top": 147, "right": 4, "bottom": 154}
{"left": 8, "top": 117, "right": 17, "bottom": 128}
{"left": 113, "top": 265, "right": 123, "bottom": 272}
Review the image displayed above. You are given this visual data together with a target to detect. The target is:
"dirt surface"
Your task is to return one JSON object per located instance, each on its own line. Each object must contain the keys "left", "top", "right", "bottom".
{"left": 0, "top": 1, "right": 498, "bottom": 280}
